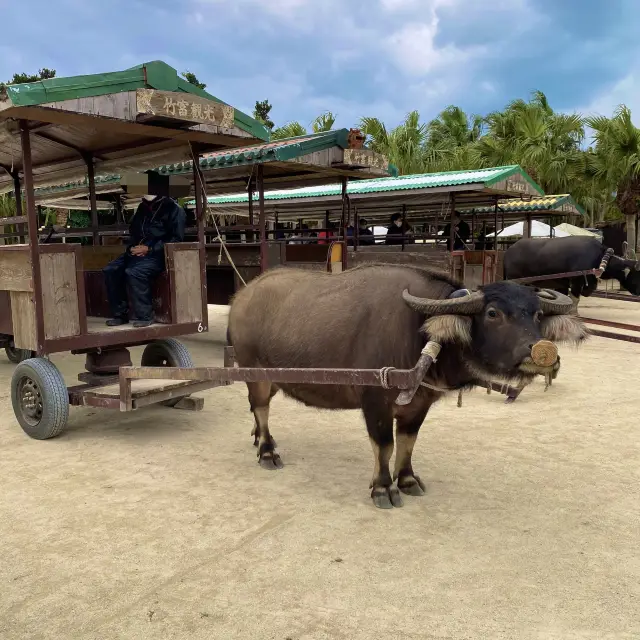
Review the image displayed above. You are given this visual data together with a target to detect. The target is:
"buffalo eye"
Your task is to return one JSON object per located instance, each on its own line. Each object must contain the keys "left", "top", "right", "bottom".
{"left": 486, "top": 308, "right": 498, "bottom": 319}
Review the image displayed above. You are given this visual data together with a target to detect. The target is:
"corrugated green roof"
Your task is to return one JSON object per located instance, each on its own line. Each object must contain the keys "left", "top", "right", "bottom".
{"left": 462, "top": 194, "right": 585, "bottom": 216}
{"left": 33, "top": 130, "right": 394, "bottom": 198}
{"left": 1, "top": 60, "right": 268, "bottom": 141}
{"left": 155, "top": 129, "right": 352, "bottom": 175}
{"left": 193, "top": 165, "right": 543, "bottom": 205}
{"left": 34, "top": 174, "right": 122, "bottom": 197}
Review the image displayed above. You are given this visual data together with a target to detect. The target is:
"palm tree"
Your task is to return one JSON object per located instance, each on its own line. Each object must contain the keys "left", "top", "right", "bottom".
{"left": 423, "top": 106, "right": 484, "bottom": 172}
{"left": 427, "top": 105, "right": 483, "bottom": 147}
{"left": 271, "top": 121, "right": 307, "bottom": 140}
{"left": 586, "top": 105, "right": 640, "bottom": 250}
{"left": 311, "top": 111, "right": 336, "bottom": 133}
{"left": 359, "top": 111, "right": 428, "bottom": 175}
{"left": 271, "top": 111, "right": 337, "bottom": 140}
{"left": 472, "top": 90, "right": 585, "bottom": 195}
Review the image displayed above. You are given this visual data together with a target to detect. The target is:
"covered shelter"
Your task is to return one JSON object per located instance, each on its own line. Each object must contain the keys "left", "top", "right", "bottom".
{"left": 199, "top": 165, "right": 544, "bottom": 284}
{"left": 28, "top": 130, "right": 393, "bottom": 301}
{"left": 463, "top": 194, "right": 585, "bottom": 240}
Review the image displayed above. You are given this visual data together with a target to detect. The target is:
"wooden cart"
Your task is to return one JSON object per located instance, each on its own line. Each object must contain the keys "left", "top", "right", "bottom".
{"left": 0, "top": 61, "right": 273, "bottom": 438}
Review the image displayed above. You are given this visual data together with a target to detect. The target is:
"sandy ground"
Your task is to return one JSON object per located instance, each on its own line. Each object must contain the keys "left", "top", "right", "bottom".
{"left": 1, "top": 301, "right": 639, "bottom": 640}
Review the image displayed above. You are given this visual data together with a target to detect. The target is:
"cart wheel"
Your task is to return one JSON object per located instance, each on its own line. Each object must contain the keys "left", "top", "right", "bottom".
{"left": 141, "top": 339, "right": 194, "bottom": 407}
{"left": 11, "top": 358, "right": 69, "bottom": 440}
{"left": 5, "top": 340, "right": 36, "bottom": 364}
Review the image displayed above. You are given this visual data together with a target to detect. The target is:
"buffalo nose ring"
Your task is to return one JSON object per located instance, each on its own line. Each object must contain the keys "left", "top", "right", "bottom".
{"left": 531, "top": 340, "right": 558, "bottom": 367}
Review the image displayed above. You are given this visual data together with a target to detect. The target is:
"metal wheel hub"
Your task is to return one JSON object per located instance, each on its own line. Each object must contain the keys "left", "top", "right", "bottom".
{"left": 18, "top": 377, "right": 43, "bottom": 425}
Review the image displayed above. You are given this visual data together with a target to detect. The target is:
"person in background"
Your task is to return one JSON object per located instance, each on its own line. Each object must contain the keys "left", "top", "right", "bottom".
{"left": 475, "top": 224, "right": 495, "bottom": 251}
{"left": 357, "top": 218, "right": 375, "bottom": 246}
{"left": 442, "top": 212, "right": 470, "bottom": 251}
{"left": 318, "top": 220, "right": 336, "bottom": 245}
{"left": 385, "top": 213, "right": 406, "bottom": 245}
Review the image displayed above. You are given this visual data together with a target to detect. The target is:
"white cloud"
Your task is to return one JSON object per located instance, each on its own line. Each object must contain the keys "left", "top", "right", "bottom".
{"left": 385, "top": 21, "right": 485, "bottom": 76}
{"left": 576, "top": 70, "right": 640, "bottom": 120}
{"left": 183, "top": 0, "right": 550, "bottom": 128}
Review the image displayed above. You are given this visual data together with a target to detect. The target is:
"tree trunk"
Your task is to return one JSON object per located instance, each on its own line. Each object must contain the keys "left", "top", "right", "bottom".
{"left": 615, "top": 177, "right": 640, "bottom": 254}
{"left": 626, "top": 214, "right": 636, "bottom": 255}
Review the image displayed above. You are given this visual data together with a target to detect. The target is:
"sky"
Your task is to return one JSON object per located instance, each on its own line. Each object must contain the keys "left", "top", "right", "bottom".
{"left": 1, "top": 0, "right": 639, "bottom": 137}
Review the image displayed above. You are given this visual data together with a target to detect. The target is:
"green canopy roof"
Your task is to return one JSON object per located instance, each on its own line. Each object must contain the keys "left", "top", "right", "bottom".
{"left": 462, "top": 194, "right": 585, "bottom": 217}
{"left": 192, "top": 165, "right": 543, "bottom": 206}
{"left": 32, "top": 130, "right": 395, "bottom": 202}
{"left": 1, "top": 60, "right": 268, "bottom": 141}
{"left": 156, "top": 130, "right": 355, "bottom": 174}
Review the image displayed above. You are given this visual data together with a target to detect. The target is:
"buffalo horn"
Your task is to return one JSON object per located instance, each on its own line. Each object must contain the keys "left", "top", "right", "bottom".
{"left": 535, "top": 288, "right": 574, "bottom": 315}
{"left": 402, "top": 289, "right": 485, "bottom": 315}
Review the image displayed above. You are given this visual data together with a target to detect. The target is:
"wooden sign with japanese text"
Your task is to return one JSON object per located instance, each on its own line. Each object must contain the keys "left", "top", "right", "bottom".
{"left": 342, "top": 148, "right": 389, "bottom": 171}
{"left": 492, "top": 171, "right": 539, "bottom": 197}
{"left": 136, "top": 89, "right": 235, "bottom": 129}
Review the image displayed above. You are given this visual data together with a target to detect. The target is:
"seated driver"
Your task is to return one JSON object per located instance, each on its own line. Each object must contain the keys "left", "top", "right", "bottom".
{"left": 103, "top": 193, "right": 186, "bottom": 328}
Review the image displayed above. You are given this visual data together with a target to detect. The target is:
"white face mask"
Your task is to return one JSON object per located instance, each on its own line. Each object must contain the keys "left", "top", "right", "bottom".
{"left": 394, "top": 220, "right": 403, "bottom": 228}
{"left": 142, "top": 194, "right": 156, "bottom": 201}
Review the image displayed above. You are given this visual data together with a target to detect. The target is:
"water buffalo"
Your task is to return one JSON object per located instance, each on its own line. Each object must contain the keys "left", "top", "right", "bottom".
{"left": 504, "top": 236, "right": 640, "bottom": 304}
{"left": 227, "top": 265, "right": 586, "bottom": 509}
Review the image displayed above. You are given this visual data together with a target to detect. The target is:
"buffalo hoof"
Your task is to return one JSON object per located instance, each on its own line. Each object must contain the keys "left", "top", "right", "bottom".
{"left": 371, "top": 485, "right": 403, "bottom": 509}
{"left": 398, "top": 474, "right": 426, "bottom": 496}
{"left": 259, "top": 452, "right": 284, "bottom": 470}
{"left": 505, "top": 395, "right": 517, "bottom": 404}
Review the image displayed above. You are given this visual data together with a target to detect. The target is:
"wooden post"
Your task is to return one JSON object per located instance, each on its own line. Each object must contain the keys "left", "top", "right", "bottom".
{"left": 258, "top": 164, "right": 267, "bottom": 272}
{"left": 191, "top": 147, "right": 209, "bottom": 325}
{"left": 401, "top": 203, "right": 407, "bottom": 252}
{"left": 20, "top": 122, "right": 45, "bottom": 354}
{"left": 449, "top": 193, "right": 456, "bottom": 252}
{"left": 247, "top": 177, "right": 254, "bottom": 242}
{"left": 493, "top": 197, "right": 499, "bottom": 250}
{"left": 354, "top": 206, "right": 359, "bottom": 250}
{"left": 471, "top": 210, "right": 476, "bottom": 246}
{"left": 549, "top": 216, "right": 553, "bottom": 239}
{"left": 525, "top": 213, "right": 532, "bottom": 238}
{"left": 340, "top": 177, "right": 348, "bottom": 270}
{"left": 85, "top": 154, "right": 99, "bottom": 246}
{"left": 115, "top": 195, "right": 124, "bottom": 225}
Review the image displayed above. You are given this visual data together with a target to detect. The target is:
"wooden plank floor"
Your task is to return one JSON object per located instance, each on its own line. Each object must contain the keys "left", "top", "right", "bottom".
{"left": 83, "top": 379, "right": 196, "bottom": 399}
{"left": 86, "top": 317, "right": 163, "bottom": 334}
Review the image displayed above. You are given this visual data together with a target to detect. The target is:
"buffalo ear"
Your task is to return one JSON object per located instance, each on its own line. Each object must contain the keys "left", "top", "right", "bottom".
{"left": 540, "top": 314, "right": 588, "bottom": 345}
{"left": 423, "top": 314, "right": 472, "bottom": 345}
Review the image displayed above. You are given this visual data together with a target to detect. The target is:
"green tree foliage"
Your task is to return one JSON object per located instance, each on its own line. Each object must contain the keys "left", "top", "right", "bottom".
{"left": 355, "top": 91, "right": 640, "bottom": 226}
{"left": 253, "top": 99, "right": 275, "bottom": 130}
{"left": 181, "top": 71, "right": 206, "bottom": 90}
{"left": 585, "top": 106, "right": 640, "bottom": 225}
{"left": 271, "top": 111, "right": 337, "bottom": 140}
{"left": 1, "top": 68, "right": 56, "bottom": 93}
{"left": 8, "top": 68, "right": 56, "bottom": 84}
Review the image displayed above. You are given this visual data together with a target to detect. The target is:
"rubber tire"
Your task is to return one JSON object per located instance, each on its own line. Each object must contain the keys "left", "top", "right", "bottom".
{"left": 11, "top": 358, "right": 69, "bottom": 440}
{"left": 141, "top": 338, "right": 194, "bottom": 407}
{"left": 5, "top": 342, "right": 36, "bottom": 364}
